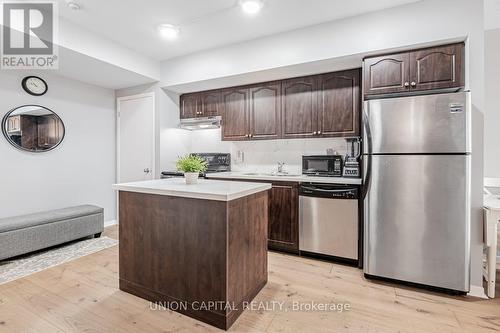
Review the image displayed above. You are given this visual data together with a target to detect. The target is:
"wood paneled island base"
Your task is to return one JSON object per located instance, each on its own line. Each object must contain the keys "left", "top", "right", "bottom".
{"left": 118, "top": 189, "right": 269, "bottom": 330}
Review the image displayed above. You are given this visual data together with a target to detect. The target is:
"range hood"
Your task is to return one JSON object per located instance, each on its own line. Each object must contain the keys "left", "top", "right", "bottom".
{"left": 179, "top": 116, "right": 221, "bottom": 130}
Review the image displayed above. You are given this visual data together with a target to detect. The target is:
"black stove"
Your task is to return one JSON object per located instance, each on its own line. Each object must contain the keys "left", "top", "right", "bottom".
{"left": 161, "top": 171, "right": 193, "bottom": 178}
{"left": 161, "top": 153, "right": 231, "bottom": 179}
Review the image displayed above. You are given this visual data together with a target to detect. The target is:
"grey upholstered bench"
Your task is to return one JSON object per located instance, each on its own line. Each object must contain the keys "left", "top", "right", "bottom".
{"left": 0, "top": 205, "right": 104, "bottom": 261}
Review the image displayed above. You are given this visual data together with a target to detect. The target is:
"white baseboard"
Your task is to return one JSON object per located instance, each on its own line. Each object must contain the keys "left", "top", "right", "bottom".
{"left": 468, "top": 285, "right": 488, "bottom": 299}
{"left": 104, "top": 219, "right": 117, "bottom": 227}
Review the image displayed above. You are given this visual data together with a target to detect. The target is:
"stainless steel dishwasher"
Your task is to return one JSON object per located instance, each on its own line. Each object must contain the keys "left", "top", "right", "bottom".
{"left": 299, "top": 183, "right": 359, "bottom": 260}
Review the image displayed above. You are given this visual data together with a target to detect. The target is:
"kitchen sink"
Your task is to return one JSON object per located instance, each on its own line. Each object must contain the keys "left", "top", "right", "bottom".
{"left": 263, "top": 172, "right": 299, "bottom": 177}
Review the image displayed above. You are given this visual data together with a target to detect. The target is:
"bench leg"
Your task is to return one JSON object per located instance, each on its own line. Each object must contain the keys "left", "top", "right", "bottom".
{"left": 94, "top": 232, "right": 102, "bottom": 238}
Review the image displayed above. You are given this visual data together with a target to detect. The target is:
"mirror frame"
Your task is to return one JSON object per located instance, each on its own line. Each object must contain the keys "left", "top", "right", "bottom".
{"left": 1, "top": 105, "right": 66, "bottom": 153}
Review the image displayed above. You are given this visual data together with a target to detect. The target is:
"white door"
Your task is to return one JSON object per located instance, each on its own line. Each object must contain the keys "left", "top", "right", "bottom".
{"left": 117, "top": 93, "right": 155, "bottom": 183}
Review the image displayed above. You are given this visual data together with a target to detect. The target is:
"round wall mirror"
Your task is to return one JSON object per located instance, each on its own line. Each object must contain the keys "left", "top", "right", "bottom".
{"left": 2, "top": 105, "right": 65, "bottom": 152}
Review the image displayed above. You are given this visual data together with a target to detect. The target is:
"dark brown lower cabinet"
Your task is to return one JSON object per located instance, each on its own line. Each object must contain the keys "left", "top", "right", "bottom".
{"left": 268, "top": 182, "right": 299, "bottom": 253}
{"left": 210, "top": 177, "right": 299, "bottom": 253}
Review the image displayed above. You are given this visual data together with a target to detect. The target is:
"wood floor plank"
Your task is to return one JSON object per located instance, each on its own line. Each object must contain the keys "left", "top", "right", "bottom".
{"left": 0, "top": 225, "right": 498, "bottom": 333}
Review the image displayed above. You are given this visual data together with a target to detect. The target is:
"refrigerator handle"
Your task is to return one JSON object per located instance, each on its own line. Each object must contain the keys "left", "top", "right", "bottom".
{"left": 362, "top": 106, "right": 372, "bottom": 200}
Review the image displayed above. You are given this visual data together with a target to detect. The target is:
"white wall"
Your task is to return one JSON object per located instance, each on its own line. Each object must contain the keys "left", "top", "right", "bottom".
{"left": 159, "top": 0, "right": 485, "bottom": 292}
{"left": 484, "top": 28, "right": 500, "bottom": 178}
{"left": 159, "top": 89, "right": 191, "bottom": 171}
{"left": 189, "top": 129, "right": 351, "bottom": 174}
{"left": 0, "top": 71, "right": 116, "bottom": 222}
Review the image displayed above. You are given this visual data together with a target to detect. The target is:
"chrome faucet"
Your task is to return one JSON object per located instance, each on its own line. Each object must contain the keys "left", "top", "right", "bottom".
{"left": 277, "top": 162, "right": 285, "bottom": 173}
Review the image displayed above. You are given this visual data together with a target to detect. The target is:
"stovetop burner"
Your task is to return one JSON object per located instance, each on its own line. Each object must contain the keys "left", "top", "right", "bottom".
{"left": 161, "top": 153, "right": 231, "bottom": 179}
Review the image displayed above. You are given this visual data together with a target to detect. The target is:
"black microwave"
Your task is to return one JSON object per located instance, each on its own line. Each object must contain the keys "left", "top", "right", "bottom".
{"left": 302, "top": 155, "right": 343, "bottom": 177}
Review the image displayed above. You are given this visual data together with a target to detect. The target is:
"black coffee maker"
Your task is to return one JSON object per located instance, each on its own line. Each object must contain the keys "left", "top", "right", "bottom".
{"left": 343, "top": 138, "right": 361, "bottom": 178}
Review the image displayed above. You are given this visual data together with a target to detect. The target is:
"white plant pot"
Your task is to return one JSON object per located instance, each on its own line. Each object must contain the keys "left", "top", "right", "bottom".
{"left": 184, "top": 172, "right": 199, "bottom": 184}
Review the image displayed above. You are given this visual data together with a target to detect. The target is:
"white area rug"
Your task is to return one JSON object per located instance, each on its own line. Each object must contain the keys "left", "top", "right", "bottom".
{"left": 0, "top": 236, "right": 118, "bottom": 285}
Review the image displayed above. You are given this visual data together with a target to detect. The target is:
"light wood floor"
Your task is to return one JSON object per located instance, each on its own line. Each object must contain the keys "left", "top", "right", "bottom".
{"left": 0, "top": 225, "right": 499, "bottom": 333}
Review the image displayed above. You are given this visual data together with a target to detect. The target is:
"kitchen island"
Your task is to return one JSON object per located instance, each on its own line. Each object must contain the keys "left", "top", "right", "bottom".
{"left": 113, "top": 178, "right": 271, "bottom": 330}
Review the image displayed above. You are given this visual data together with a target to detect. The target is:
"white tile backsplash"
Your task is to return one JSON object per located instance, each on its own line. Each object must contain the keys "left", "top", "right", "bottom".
{"left": 189, "top": 128, "right": 351, "bottom": 174}
{"left": 161, "top": 127, "right": 192, "bottom": 171}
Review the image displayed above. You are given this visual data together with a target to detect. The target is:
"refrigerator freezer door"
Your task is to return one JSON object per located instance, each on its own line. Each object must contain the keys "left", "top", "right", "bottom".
{"left": 363, "top": 154, "right": 470, "bottom": 292}
{"left": 363, "top": 92, "right": 470, "bottom": 154}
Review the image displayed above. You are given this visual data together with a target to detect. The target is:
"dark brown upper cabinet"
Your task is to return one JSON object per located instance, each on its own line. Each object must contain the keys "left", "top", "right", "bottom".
{"left": 221, "top": 87, "right": 249, "bottom": 141}
{"left": 180, "top": 93, "right": 198, "bottom": 119}
{"left": 281, "top": 76, "right": 319, "bottom": 139}
{"left": 38, "top": 115, "right": 63, "bottom": 148}
{"left": 364, "top": 42, "right": 464, "bottom": 97}
{"left": 200, "top": 90, "right": 221, "bottom": 117}
{"left": 363, "top": 53, "right": 410, "bottom": 96}
{"left": 409, "top": 44, "right": 464, "bottom": 91}
{"left": 318, "top": 69, "right": 360, "bottom": 137}
{"left": 180, "top": 90, "right": 221, "bottom": 119}
{"left": 221, "top": 82, "right": 281, "bottom": 141}
{"left": 249, "top": 82, "right": 281, "bottom": 140}
{"left": 182, "top": 69, "right": 362, "bottom": 140}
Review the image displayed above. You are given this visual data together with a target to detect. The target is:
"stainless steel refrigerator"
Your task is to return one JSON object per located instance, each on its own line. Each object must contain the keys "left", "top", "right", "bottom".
{"left": 362, "top": 92, "right": 471, "bottom": 292}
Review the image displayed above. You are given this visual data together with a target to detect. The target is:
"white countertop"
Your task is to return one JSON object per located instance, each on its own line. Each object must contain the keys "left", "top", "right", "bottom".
{"left": 205, "top": 172, "right": 363, "bottom": 185}
{"left": 113, "top": 178, "right": 271, "bottom": 201}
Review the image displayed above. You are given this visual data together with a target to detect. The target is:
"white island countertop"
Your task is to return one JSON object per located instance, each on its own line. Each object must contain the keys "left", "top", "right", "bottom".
{"left": 113, "top": 178, "right": 272, "bottom": 201}
{"left": 205, "top": 171, "right": 363, "bottom": 185}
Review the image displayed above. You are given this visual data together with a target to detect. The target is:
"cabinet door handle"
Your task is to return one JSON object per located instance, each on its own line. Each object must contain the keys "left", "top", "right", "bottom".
{"left": 404, "top": 82, "right": 410, "bottom": 87}
{"left": 249, "top": 134, "right": 253, "bottom": 138}
{"left": 313, "top": 131, "right": 317, "bottom": 135}
{"left": 317, "top": 131, "right": 321, "bottom": 135}
{"left": 411, "top": 81, "right": 417, "bottom": 87}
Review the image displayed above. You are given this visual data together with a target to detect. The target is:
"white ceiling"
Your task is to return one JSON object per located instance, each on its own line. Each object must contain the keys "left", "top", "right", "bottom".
{"left": 57, "top": 47, "right": 157, "bottom": 89}
{"left": 485, "top": 0, "right": 500, "bottom": 30}
{"left": 59, "top": 0, "right": 421, "bottom": 61}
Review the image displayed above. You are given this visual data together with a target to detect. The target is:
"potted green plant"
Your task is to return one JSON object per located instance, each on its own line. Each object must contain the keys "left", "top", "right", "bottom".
{"left": 175, "top": 154, "right": 207, "bottom": 184}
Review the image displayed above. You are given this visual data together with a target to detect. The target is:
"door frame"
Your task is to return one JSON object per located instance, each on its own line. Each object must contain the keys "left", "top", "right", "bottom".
{"left": 116, "top": 92, "right": 156, "bottom": 183}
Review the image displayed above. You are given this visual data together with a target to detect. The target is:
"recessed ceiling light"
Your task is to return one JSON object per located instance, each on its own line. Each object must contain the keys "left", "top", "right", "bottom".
{"left": 65, "top": 0, "right": 81, "bottom": 10}
{"left": 239, "top": 0, "right": 263, "bottom": 15}
{"left": 158, "top": 24, "right": 180, "bottom": 40}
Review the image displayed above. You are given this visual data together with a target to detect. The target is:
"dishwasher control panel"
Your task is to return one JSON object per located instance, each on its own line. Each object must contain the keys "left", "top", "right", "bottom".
{"left": 299, "top": 183, "right": 359, "bottom": 199}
